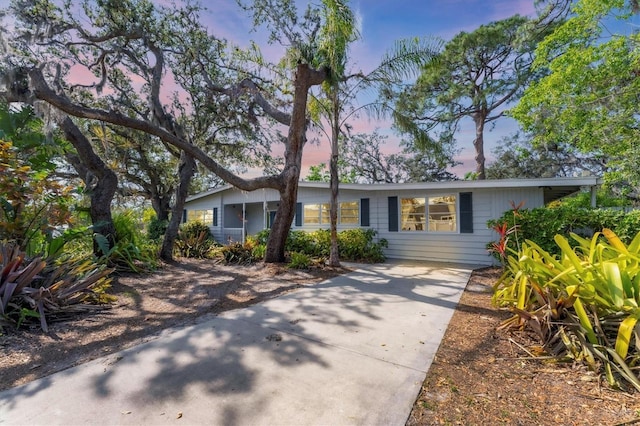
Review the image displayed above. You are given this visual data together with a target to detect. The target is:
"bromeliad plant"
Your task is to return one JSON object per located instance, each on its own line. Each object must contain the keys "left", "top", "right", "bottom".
{"left": 494, "top": 228, "right": 640, "bottom": 391}
{"left": 0, "top": 241, "right": 114, "bottom": 332}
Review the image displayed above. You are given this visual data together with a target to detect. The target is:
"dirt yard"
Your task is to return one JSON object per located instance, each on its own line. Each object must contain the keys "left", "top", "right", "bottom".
{"left": 1, "top": 260, "right": 638, "bottom": 425}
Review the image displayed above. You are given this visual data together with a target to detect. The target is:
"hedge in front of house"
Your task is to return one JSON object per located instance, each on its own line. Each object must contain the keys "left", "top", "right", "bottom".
{"left": 488, "top": 204, "right": 640, "bottom": 258}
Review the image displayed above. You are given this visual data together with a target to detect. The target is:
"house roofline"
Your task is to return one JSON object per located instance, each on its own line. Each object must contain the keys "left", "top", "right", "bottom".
{"left": 186, "top": 177, "right": 602, "bottom": 203}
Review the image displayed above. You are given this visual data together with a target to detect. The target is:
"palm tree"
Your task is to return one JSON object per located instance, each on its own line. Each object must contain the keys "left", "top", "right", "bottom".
{"left": 312, "top": 16, "right": 442, "bottom": 266}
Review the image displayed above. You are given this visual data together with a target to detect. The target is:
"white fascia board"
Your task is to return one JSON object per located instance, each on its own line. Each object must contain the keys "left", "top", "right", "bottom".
{"left": 187, "top": 177, "right": 602, "bottom": 203}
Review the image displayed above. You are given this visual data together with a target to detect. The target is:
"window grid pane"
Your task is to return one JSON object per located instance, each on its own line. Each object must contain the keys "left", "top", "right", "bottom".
{"left": 320, "top": 203, "right": 330, "bottom": 224}
{"left": 428, "top": 195, "right": 457, "bottom": 232}
{"left": 187, "top": 209, "right": 213, "bottom": 224}
{"left": 339, "top": 201, "right": 359, "bottom": 224}
{"left": 401, "top": 198, "right": 426, "bottom": 231}
{"left": 304, "top": 204, "right": 320, "bottom": 224}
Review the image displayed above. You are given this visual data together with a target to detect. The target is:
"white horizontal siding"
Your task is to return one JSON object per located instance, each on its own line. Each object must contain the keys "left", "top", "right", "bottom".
{"left": 183, "top": 182, "right": 553, "bottom": 265}
{"left": 221, "top": 188, "right": 280, "bottom": 204}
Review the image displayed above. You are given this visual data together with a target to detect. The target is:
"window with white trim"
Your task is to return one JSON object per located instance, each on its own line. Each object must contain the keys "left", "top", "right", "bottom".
{"left": 303, "top": 202, "right": 359, "bottom": 225}
{"left": 401, "top": 198, "right": 426, "bottom": 231}
{"left": 428, "top": 195, "right": 457, "bottom": 232}
{"left": 339, "top": 201, "right": 359, "bottom": 224}
{"left": 303, "top": 203, "right": 329, "bottom": 224}
{"left": 187, "top": 209, "right": 213, "bottom": 224}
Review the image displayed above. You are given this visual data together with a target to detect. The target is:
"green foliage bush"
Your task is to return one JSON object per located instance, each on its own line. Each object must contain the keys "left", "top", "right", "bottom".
{"left": 96, "top": 211, "right": 158, "bottom": 272}
{"left": 147, "top": 217, "right": 168, "bottom": 241}
{"left": 218, "top": 239, "right": 260, "bottom": 264}
{"left": 488, "top": 204, "right": 640, "bottom": 260}
{"left": 494, "top": 229, "right": 640, "bottom": 391}
{"left": 288, "top": 251, "right": 311, "bottom": 269}
{"left": 179, "top": 221, "right": 212, "bottom": 241}
{"left": 253, "top": 228, "right": 387, "bottom": 263}
{"left": 0, "top": 140, "right": 76, "bottom": 256}
{"left": 175, "top": 220, "right": 216, "bottom": 259}
{"left": 338, "top": 228, "right": 388, "bottom": 262}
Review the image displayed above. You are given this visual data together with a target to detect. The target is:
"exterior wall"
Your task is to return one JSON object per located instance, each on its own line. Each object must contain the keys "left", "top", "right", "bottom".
{"left": 373, "top": 187, "right": 544, "bottom": 266}
{"left": 184, "top": 184, "right": 549, "bottom": 266}
{"left": 183, "top": 194, "right": 223, "bottom": 241}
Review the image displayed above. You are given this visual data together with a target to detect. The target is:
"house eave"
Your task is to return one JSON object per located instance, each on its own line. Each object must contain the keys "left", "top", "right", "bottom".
{"left": 186, "top": 177, "right": 602, "bottom": 203}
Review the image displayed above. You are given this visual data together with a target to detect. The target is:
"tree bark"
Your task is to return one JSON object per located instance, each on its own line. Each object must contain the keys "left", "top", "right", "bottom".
{"left": 473, "top": 113, "right": 487, "bottom": 180}
{"left": 328, "top": 87, "right": 341, "bottom": 267}
{"left": 152, "top": 195, "right": 172, "bottom": 222}
{"left": 160, "top": 151, "right": 196, "bottom": 261}
{"left": 59, "top": 117, "right": 118, "bottom": 255}
{"left": 265, "top": 64, "right": 327, "bottom": 263}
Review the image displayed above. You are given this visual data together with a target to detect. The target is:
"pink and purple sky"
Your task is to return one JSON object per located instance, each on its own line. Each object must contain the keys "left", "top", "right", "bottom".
{"left": 199, "top": 0, "right": 538, "bottom": 177}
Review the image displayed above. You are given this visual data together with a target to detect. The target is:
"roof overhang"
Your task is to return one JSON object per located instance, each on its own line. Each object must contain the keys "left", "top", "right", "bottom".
{"left": 186, "top": 177, "right": 602, "bottom": 204}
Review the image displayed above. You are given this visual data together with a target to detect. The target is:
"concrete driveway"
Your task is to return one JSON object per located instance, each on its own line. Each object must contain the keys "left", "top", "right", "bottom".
{"left": 0, "top": 261, "right": 474, "bottom": 425}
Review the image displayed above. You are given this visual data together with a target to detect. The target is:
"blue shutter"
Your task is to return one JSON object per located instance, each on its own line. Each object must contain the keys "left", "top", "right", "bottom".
{"left": 213, "top": 207, "right": 218, "bottom": 227}
{"left": 360, "top": 198, "right": 370, "bottom": 227}
{"left": 388, "top": 196, "right": 398, "bottom": 232}
{"left": 182, "top": 209, "right": 187, "bottom": 224}
{"left": 460, "top": 192, "right": 473, "bottom": 233}
{"left": 295, "top": 202, "right": 303, "bottom": 227}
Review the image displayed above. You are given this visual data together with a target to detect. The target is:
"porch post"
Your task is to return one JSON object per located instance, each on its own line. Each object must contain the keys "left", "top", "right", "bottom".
{"left": 263, "top": 199, "right": 267, "bottom": 230}
{"left": 590, "top": 185, "right": 597, "bottom": 208}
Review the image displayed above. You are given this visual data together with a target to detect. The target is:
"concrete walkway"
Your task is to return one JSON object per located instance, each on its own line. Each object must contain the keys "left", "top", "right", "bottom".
{"left": 0, "top": 261, "right": 474, "bottom": 425}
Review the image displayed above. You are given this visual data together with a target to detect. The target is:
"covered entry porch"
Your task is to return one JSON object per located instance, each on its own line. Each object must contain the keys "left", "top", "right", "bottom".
{"left": 221, "top": 201, "right": 279, "bottom": 243}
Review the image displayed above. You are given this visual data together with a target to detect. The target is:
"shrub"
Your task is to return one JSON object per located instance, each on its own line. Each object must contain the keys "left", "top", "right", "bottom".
{"left": 251, "top": 243, "right": 266, "bottom": 260}
{"left": 179, "top": 221, "right": 212, "bottom": 240}
{"left": 494, "top": 229, "right": 640, "bottom": 392}
{"left": 338, "top": 228, "right": 388, "bottom": 262}
{"left": 287, "top": 230, "right": 324, "bottom": 256}
{"left": 0, "top": 241, "right": 114, "bottom": 331}
{"left": 487, "top": 203, "right": 640, "bottom": 260}
{"left": 0, "top": 140, "right": 75, "bottom": 256}
{"left": 174, "top": 220, "right": 216, "bottom": 259}
{"left": 288, "top": 251, "right": 311, "bottom": 269}
{"left": 147, "top": 217, "right": 168, "bottom": 241}
{"left": 254, "top": 229, "right": 271, "bottom": 245}
{"left": 95, "top": 211, "right": 158, "bottom": 272}
{"left": 219, "top": 241, "right": 259, "bottom": 264}
{"left": 249, "top": 228, "right": 387, "bottom": 263}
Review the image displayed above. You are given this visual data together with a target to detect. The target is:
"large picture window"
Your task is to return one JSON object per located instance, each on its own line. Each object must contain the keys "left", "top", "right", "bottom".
{"left": 187, "top": 209, "right": 214, "bottom": 224}
{"left": 401, "top": 198, "right": 426, "bottom": 231}
{"left": 428, "top": 195, "right": 457, "bottom": 232}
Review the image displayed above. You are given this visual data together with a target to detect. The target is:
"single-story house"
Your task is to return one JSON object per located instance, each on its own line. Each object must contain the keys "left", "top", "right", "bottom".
{"left": 184, "top": 177, "right": 601, "bottom": 266}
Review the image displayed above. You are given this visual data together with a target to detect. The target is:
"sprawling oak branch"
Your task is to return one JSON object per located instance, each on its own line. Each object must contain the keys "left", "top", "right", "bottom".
{"left": 26, "top": 67, "right": 283, "bottom": 191}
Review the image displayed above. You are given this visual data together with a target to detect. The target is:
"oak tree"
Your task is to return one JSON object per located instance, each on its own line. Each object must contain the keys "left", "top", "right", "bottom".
{"left": 0, "top": 0, "right": 345, "bottom": 262}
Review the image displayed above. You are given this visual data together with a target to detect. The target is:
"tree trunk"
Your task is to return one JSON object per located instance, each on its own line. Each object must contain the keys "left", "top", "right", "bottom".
{"left": 473, "top": 114, "right": 486, "bottom": 180}
{"left": 60, "top": 117, "right": 118, "bottom": 256}
{"left": 328, "top": 87, "right": 341, "bottom": 267}
{"left": 264, "top": 64, "right": 327, "bottom": 263}
{"left": 151, "top": 195, "right": 172, "bottom": 222}
{"left": 265, "top": 179, "right": 299, "bottom": 263}
{"left": 160, "top": 152, "right": 196, "bottom": 261}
